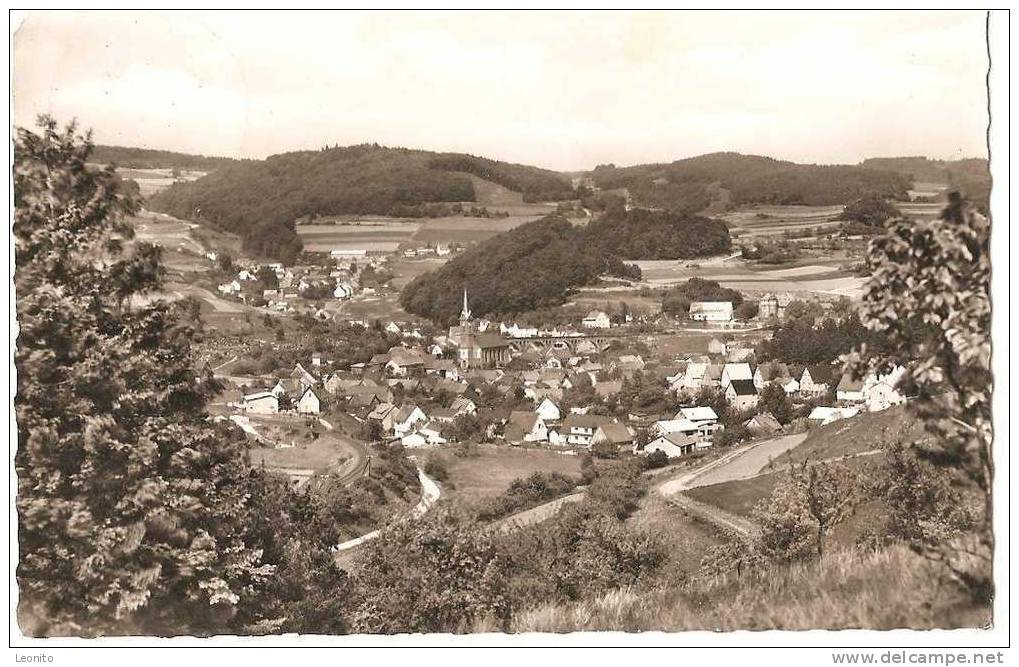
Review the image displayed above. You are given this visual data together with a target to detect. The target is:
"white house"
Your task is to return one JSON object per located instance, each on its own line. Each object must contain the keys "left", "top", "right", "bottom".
{"left": 725, "top": 380, "right": 759, "bottom": 412}
{"left": 689, "top": 301, "right": 733, "bottom": 322}
{"left": 535, "top": 397, "right": 562, "bottom": 422}
{"left": 721, "top": 362, "right": 754, "bottom": 389}
{"left": 218, "top": 280, "right": 241, "bottom": 295}
{"left": 242, "top": 391, "right": 279, "bottom": 415}
{"left": 641, "top": 432, "right": 699, "bottom": 458}
{"left": 296, "top": 387, "right": 321, "bottom": 415}
{"left": 391, "top": 405, "right": 428, "bottom": 436}
{"left": 582, "top": 310, "right": 612, "bottom": 329}
{"left": 863, "top": 365, "right": 907, "bottom": 412}
{"left": 835, "top": 373, "right": 866, "bottom": 403}
{"left": 334, "top": 282, "right": 355, "bottom": 299}
{"left": 561, "top": 414, "right": 617, "bottom": 447}
{"left": 504, "top": 411, "right": 549, "bottom": 444}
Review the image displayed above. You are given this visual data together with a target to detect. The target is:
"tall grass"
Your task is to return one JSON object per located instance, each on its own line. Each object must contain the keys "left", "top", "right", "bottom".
{"left": 481, "top": 544, "right": 990, "bottom": 633}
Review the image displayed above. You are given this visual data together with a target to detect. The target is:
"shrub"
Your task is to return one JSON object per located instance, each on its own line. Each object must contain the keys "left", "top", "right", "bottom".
{"left": 349, "top": 510, "right": 511, "bottom": 633}
{"left": 643, "top": 449, "right": 669, "bottom": 470}
{"left": 423, "top": 453, "right": 450, "bottom": 482}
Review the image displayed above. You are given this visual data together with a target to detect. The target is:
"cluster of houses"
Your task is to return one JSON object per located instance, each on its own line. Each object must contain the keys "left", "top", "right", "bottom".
{"left": 237, "top": 363, "right": 323, "bottom": 416}
{"left": 669, "top": 337, "right": 906, "bottom": 421}
{"left": 217, "top": 254, "right": 391, "bottom": 314}
{"left": 223, "top": 284, "right": 904, "bottom": 462}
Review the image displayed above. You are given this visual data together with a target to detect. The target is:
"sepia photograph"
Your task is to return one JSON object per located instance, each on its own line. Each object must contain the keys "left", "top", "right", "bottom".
{"left": 7, "top": 7, "right": 1009, "bottom": 656}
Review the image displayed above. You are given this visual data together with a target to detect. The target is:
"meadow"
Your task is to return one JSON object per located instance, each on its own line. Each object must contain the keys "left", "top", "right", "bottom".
{"left": 632, "top": 257, "right": 865, "bottom": 298}
{"left": 440, "top": 444, "right": 585, "bottom": 503}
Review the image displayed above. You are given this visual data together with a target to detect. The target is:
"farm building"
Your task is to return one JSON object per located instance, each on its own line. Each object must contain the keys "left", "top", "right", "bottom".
{"left": 808, "top": 406, "right": 860, "bottom": 426}
{"left": 689, "top": 301, "right": 733, "bottom": 322}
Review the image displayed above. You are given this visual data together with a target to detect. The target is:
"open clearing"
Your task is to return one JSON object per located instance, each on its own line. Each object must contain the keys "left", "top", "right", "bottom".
{"left": 442, "top": 445, "right": 584, "bottom": 502}
{"left": 246, "top": 415, "right": 365, "bottom": 482}
{"left": 297, "top": 213, "right": 547, "bottom": 251}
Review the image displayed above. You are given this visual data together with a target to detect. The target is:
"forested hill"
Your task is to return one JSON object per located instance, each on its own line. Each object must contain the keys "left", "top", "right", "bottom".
{"left": 147, "top": 144, "right": 574, "bottom": 263}
{"left": 860, "top": 156, "right": 990, "bottom": 210}
{"left": 400, "top": 215, "right": 638, "bottom": 324}
{"left": 91, "top": 145, "right": 243, "bottom": 172}
{"left": 588, "top": 152, "right": 911, "bottom": 213}
{"left": 400, "top": 209, "right": 731, "bottom": 323}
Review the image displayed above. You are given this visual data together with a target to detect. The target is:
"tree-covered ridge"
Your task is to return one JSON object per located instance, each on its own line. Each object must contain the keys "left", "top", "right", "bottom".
{"left": 400, "top": 215, "right": 640, "bottom": 324}
{"left": 148, "top": 144, "right": 578, "bottom": 263}
{"left": 427, "top": 153, "right": 573, "bottom": 202}
{"left": 590, "top": 152, "right": 912, "bottom": 212}
{"left": 585, "top": 206, "right": 731, "bottom": 260}
{"left": 91, "top": 144, "right": 243, "bottom": 171}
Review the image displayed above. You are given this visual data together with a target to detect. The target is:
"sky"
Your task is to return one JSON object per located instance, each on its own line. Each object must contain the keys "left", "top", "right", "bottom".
{"left": 12, "top": 10, "right": 990, "bottom": 171}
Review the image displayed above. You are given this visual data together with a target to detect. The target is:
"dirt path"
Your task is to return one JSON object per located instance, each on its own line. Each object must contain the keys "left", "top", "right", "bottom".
{"left": 332, "top": 467, "right": 441, "bottom": 558}
{"left": 493, "top": 492, "right": 587, "bottom": 533}
{"left": 654, "top": 433, "right": 808, "bottom": 538}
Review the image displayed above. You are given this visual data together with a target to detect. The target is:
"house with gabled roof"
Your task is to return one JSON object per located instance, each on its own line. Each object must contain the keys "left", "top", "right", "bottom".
{"left": 721, "top": 362, "right": 754, "bottom": 388}
{"left": 641, "top": 431, "right": 699, "bottom": 457}
{"left": 799, "top": 364, "right": 835, "bottom": 397}
{"left": 504, "top": 411, "right": 549, "bottom": 444}
{"left": 561, "top": 413, "right": 618, "bottom": 447}
{"left": 725, "top": 379, "right": 759, "bottom": 411}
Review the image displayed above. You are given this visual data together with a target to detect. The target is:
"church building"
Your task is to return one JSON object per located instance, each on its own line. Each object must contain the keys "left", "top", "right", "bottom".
{"left": 448, "top": 289, "right": 511, "bottom": 369}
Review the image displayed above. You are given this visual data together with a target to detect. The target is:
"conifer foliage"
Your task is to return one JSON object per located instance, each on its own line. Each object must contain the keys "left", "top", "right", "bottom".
{"left": 15, "top": 117, "right": 272, "bottom": 636}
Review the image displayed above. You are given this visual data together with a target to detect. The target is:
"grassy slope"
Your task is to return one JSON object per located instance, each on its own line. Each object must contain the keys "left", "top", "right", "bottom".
{"left": 496, "top": 544, "right": 990, "bottom": 632}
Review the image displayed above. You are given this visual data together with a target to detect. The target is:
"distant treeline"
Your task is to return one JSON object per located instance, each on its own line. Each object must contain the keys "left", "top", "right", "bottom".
{"left": 428, "top": 154, "right": 573, "bottom": 202}
{"left": 860, "top": 156, "right": 990, "bottom": 211}
{"left": 590, "top": 152, "right": 912, "bottom": 213}
{"left": 148, "top": 144, "right": 576, "bottom": 263}
{"left": 91, "top": 145, "right": 243, "bottom": 171}
{"left": 400, "top": 208, "right": 732, "bottom": 323}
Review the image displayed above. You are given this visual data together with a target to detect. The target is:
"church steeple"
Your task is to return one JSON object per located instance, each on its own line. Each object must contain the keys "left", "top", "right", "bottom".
{"left": 459, "top": 288, "right": 472, "bottom": 323}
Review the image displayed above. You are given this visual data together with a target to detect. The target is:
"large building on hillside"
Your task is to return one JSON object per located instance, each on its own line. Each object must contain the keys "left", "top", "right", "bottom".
{"left": 449, "top": 289, "right": 511, "bottom": 370}
{"left": 689, "top": 301, "right": 734, "bottom": 322}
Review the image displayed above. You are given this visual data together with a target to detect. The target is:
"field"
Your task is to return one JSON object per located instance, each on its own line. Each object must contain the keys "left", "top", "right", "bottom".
{"left": 720, "top": 204, "right": 845, "bottom": 239}
{"left": 633, "top": 256, "right": 865, "bottom": 298}
{"left": 441, "top": 444, "right": 585, "bottom": 502}
{"left": 114, "top": 167, "right": 204, "bottom": 196}
{"left": 295, "top": 175, "right": 555, "bottom": 253}
{"left": 296, "top": 212, "right": 551, "bottom": 252}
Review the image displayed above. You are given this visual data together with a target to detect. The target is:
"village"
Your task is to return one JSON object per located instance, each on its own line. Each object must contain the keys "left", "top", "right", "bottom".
{"left": 222, "top": 272, "right": 907, "bottom": 470}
